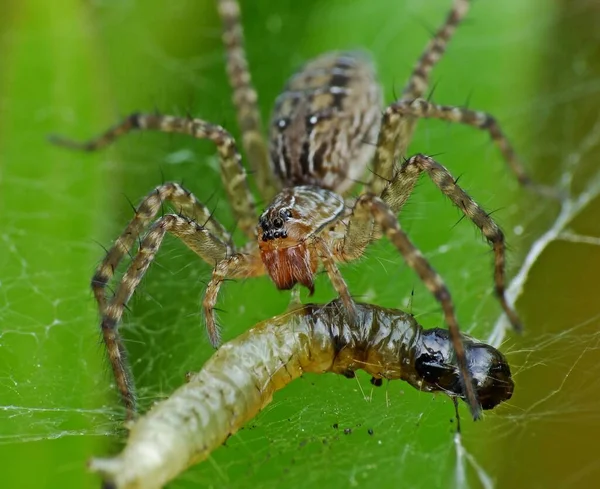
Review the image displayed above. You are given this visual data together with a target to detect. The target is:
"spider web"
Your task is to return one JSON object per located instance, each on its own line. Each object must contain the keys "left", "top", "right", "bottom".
{"left": 1, "top": 1, "right": 600, "bottom": 488}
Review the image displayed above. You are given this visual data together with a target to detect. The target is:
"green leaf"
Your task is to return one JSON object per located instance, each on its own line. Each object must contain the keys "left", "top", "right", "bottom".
{"left": 1, "top": 1, "right": 599, "bottom": 488}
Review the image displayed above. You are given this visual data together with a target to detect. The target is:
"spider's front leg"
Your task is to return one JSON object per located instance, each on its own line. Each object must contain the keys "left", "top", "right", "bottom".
{"left": 313, "top": 238, "right": 357, "bottom": 320}
{"left": 381, "top": 153, "right": 521, "bottom": 331}
{"left": 332, "top": 194, "right": 481, "bottom": 419}
{"left": 82, "top": 176, "right": 259, "bottom": 420}
{"left": 98, "top": 191, "right": 265, "bottom": 416}
{"left": 92, "top": 183, "right": 234, "bottom": 314}
{"left": 102, "top": 208, "right": 235, "bottom": 418}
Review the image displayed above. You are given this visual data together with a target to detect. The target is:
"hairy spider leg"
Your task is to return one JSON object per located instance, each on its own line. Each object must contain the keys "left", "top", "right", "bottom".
{"left": 376, "top": 98, "right": 549, "bottom": 194}
{"left": 50, "top": 114, "right": 258, "bottom": 238}
{"left": 370, "top": 0, "right": 471, "bottom": 195}
{"left": 102, "top": 213, "right": 233, "bottom": 416}
{"left": 403, "top": 0, "right": 470, "bottom": 101}
{"left": 332, "top": 193, "right": 481, "bottom": 419}
{"left": 203, "top": 251, "right": 266, "bottom": 348}
{"left": 91, "top": 183, "right": 233, "bottom": 315}
{"left": 313, "top": 238, "right": 357, "bottom": 320}
{"left": 49, "top": 111, "right": 266, "bottom": 415}
{"left": 385, "top": 153, "right": 520, "bottom": 331}
{"left": 217, "top": 0, "right": 279, "bottom": 201}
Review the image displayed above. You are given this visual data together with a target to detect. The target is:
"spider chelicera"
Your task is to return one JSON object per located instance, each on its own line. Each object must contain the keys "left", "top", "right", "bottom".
{"left": 52, "top": 0, "right": 545, "bottom": 419}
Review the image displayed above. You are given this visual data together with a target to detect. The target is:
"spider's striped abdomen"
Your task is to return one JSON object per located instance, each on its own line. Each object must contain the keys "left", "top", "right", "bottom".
{"left": 269, "top": 52, "right": 382, "bottom": 194}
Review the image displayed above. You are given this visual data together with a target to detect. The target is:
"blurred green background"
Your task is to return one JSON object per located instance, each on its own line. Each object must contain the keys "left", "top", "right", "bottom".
{"left": 1, "top": 0, "right": 599, "bottom": 488}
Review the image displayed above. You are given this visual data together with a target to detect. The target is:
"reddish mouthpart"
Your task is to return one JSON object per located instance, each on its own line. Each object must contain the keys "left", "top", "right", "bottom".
{"left": 260, "top": 242, "right": 317, "bottom": 294}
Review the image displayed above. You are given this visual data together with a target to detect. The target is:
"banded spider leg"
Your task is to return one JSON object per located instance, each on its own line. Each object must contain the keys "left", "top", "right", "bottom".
{"left": 218, "top": 0, "right": 279, "bottom": 200}
{"left": 317, "top": 149, "right": 522, "bottom": 418}
{"left": 51, "top": 115, "right": 266, "bottom": 416}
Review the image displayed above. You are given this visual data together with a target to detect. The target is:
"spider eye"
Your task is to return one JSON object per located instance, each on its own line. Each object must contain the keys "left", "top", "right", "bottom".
{"left": 275, "top": 118, "right": 289, "bottom": 131}
{"left": 273, "top": 217, "right": 284, "bottom": 229}
{"left": 279, "top": 208, "right": 293, "bottom": 220}
{"left": 259, "top": 216, "right": 269, "bottom": 231}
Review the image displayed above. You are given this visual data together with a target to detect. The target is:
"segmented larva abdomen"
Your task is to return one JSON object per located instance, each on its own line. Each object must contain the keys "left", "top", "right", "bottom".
{"left": 90, "top": 301, "right": 513, "bottom": 489}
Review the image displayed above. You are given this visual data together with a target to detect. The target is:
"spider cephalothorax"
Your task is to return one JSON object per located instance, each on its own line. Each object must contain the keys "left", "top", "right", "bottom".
{"left": 258, "top": 186, "right": 344, "bottom": 292}
{"left": 52, "top": 0, "right": 541, "bottom": 420}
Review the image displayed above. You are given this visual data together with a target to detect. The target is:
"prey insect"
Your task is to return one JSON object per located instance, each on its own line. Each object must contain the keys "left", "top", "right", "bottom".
{"left": 51, "top": 0, "right": 540, "bottom": 419}
{"left": 89, "top": 300, "right": 514, "bottom": 489}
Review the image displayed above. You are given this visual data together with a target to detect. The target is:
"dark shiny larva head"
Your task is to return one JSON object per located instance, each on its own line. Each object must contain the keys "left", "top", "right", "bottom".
{"left": 415, "top": 328, "right": 514, "bottom": 410}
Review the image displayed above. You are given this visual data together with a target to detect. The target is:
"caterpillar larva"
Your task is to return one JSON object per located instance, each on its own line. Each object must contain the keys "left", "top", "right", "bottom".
{"left": 91, "top": 300, "right": 513, "bottom": 489}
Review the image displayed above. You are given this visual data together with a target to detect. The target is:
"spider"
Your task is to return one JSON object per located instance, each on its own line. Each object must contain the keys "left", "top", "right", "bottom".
{"left": 51, "top": 0, "right": 541, "bottom": 420}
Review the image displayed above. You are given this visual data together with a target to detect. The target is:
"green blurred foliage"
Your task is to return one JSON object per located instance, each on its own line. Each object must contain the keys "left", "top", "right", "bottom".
{"left": 1, "top": 1, "right": 599, "bottom": 488}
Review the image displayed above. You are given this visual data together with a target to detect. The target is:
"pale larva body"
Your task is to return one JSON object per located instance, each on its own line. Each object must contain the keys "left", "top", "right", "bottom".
{"left": 91, "top": 301, "right": 513, "bottom": 489}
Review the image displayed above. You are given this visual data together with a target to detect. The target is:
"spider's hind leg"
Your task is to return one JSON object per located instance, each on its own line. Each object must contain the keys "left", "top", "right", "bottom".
{"left": 402, "top": 0, "right": 471, "bottom": 101}
{"left": 217, "top": 0, "right": 280, "bottom": 201}
{"left": 50, "top": 114, "right": 259, "bottom": 237}
{"left": 368, "top": 95, "right": 556, "bottom": 200}
{"left": 369, "top": 0, "right": 471, "bottom": 196}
